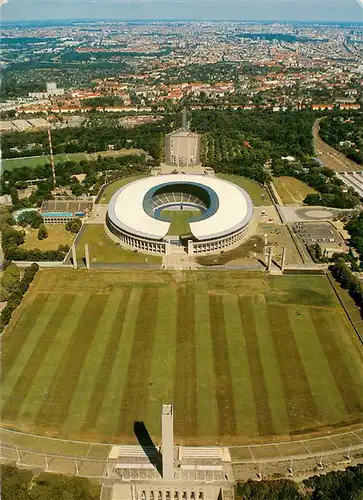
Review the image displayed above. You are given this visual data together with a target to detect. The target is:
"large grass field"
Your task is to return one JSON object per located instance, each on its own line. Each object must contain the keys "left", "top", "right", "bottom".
{"left": 272, "top": 176, "right": 317, "bottom": 205}
{"left": 2, "top": 270, "right": 362, "bottom": 445}
{"left": 2, "top": 153, "right": 93, "bottom": 171}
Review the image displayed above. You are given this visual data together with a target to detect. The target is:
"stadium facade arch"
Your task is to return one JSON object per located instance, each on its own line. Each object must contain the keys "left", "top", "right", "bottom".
{"left": 106, "top": 175, "right": 255, "bottom": 255}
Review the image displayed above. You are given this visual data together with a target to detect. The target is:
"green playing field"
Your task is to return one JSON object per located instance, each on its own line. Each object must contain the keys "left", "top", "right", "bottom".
{"left": 160, "top": 209, "right": 201, "bottom": 236}
{"left": 1, "top": 270, "right": 362, "bottom": 445}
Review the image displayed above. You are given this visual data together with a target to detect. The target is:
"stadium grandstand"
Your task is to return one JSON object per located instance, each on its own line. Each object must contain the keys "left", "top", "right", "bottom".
{"left": 106, "top": 175, "right": 255, "bottom": 255}
{"left": 40, "top": 199, "right": 94, "bottom": 223}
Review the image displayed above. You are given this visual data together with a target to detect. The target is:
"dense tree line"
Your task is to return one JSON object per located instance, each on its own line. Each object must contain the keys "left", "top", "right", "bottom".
{"left": 330, "top": 258, "right": 363, "bottom": 320}
{"left": 0, "top": 262, "right": 39, "bottom": 331}
{"left": 191, "top": 109, "right": 315, "bottom": 184}
{"left": 319, "top": 112, "right": 363, "bottom": 165}
{"left": 2, "top": 115, "right": 177, "bottom": 161}
{"left": 1, "top": 155, "right": 151, "bottom": 206}
{"left": 1, "top": 464, "right": 100, "bottom": 500}
{"left": 235, "top": 465, "right": 363, "bottom": 499}
{"left": 345, "top": 212, "right": 363, "bottom": 264}
{"left": 272, "top": 157, "right": 361, "bottom": 209}
{"left": 192, "top": 109, "right": 315, "bottom": 159}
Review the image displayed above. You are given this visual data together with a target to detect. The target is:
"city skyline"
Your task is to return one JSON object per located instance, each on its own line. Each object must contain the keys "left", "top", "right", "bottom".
{"left": 2, "top": 0, "right": 362, "bottom": 22}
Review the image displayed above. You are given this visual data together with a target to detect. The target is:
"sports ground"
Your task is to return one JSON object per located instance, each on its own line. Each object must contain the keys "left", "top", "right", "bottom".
{"left": 1, "top": 270, "right": 363, "bottom": 445}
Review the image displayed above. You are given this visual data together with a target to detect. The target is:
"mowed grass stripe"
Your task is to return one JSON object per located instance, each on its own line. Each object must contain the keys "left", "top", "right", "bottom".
{"left": 64, "top": 291, "right": 126, "bottom": 433}
{"left": 267, "top": 305, "right": 318, "bottom": 431}
{"left": 2, "top": 293, "right": 51, "bottom": 378}
{"left": 310, "top": 310, "right": 363, "bottom": 414}
{"left": 174, "top": 286, "right": 198, "bottom": 439}
{"left": 253, "top": 296, "right": 290, "bottom": 436}
{"left": 209, "top": 295, "right": 237, "bottom": 436}
{"left": 35, "top": 294, "right": 108, "bottom": 428}
{"left": 147, "top": 284, "right": 178, "bottom": 438}
{"left": 238, "top": 297, "right": 274, "bottom": 436}
{"left": 16, "top": 295, "right": 90, "bottom": 424}
{"left": 288, "top": 308, "right": 347, "bottom": 424}
{"left": 81, "top": 290, "right": 131, "bottom": 432}
{"left": 1, "top": 294, "right": 59, "bottom": 403}
{"left": 194, "top": 282, "right": 219, "bottom": 439}
{"left": 117, "top": 287, "right": 159, "bottom": 436}
{"left": 223, "top": 295, "right": 258, "bottom": 438}
{"left": 96, "top": 288, "right": 141, "bottom": 438}
{"left": 325, "top": 312, "right": 363, "bottom": 383}
{"left": 1, "top": 295, "right": 74, "bottom": 422}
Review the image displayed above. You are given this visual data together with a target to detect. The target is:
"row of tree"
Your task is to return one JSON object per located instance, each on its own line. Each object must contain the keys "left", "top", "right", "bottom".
{"left": 345, "top": 213, "right": 363, "bottom": 265}
{"left": 330, "top": 258, "right": 363, "bottom": 319}
{"left": 1, "top": 464, "right": 100, "bottom": 500}
{"left": 236, "top": 464, "right": 363, "bottom": 499}
{"left": 0, "top": 262, "right": 39, "bottom": 332}
{"left": 319, "top": 111, "right": 363, "bottom": 165}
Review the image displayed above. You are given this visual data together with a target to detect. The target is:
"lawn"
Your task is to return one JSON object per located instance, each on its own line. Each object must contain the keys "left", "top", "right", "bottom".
{"left": 99, "top": 175, "right": 149, "bottom": 204}
{"left": 2, "top": 154, "right": 75, "bottom": 171}
{"left": 160, "top": 209, "right": 201, "bottom": 236}
{"left": 272, "top": 176, "right": 317, "bottom": 205}
{"left": 75, "top": 224, "right": 162, "bottom": 264}
{"left": 217, "top": 174, "right": 273, "bottom": 206}
{"left": 2, "top": 149, "right": 148, "bottom": 172}
{"left": 20, "top": 224, "right": 75, "bottom": 251}
{"left": 2, "top": 270, "right": 362, "bottom": 445}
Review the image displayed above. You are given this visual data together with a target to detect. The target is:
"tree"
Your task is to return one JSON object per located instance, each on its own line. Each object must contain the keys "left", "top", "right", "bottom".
{"left": 1, "top": 263, "right": 20, "bottom": 292}
{"left": 1, "top": 464, "right": 32, "bottom": 500}
{"left": 66, "top": 217, "right": 82, "bottom": 234}
{"left": 9, "top": 187, "right": 19, "bottom": 206}
{"left": 1, "top": 287, "right": 10, "bottom": 302}
{"left": 37, "top": 224, "right": 48, "bottom": 240}
{"left": 18, "top": 210, "right": 44, "bottom": 229}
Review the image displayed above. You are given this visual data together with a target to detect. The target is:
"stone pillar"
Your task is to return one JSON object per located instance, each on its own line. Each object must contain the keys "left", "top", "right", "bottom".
{"left": 188, "top": 240, "right": 194, "bottom": 256}
{"left": 268, "top": 246, "right": 274, "bottom": 272}
{"left": 71, "top": 244, "right": 77, "bottom": 270}
{"left": 281, "top": 246, "right": 287, "bottom": 272}
{"left": 85, "top": 244, "right": 90, "bottom": 270}
{"left": 162, "top": 404, "right": 174, "bottom": 480}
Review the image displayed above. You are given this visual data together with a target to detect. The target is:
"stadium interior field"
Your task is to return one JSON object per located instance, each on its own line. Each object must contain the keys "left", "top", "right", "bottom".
{"left": 2, "top": 270, "right": 363, "bottom": 445}
{"left": 160, "top": 209, "right": 201, "bottom": 236}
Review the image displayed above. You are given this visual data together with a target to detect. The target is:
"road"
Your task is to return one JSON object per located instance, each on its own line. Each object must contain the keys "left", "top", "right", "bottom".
{"left": 313, "top": 118, "right": 362, "bottom": 173}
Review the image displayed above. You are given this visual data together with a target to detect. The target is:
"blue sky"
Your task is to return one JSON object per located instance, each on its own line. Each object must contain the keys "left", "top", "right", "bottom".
{"left": 2, "top": 0, "right": 362, "bottom": 22}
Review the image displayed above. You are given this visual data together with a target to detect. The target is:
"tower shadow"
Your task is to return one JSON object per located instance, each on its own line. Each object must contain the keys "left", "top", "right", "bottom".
{"left": 133, "top": 421, "right": 162, "bottom": 476}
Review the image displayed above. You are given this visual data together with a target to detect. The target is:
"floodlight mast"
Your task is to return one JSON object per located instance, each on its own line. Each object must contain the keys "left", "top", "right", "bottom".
{"left": 47, "top": 114, "right": 56, "bottom": 188}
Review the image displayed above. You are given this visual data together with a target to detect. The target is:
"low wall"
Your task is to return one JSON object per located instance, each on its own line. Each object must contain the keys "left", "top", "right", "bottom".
{"left": 13, "top": 261, "right": 71, "bottom": 268}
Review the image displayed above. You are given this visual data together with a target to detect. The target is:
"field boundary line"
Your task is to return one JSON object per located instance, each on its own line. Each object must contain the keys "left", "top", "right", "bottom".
{"left": 1, "top": 425, "right": 363, "bottom": 450}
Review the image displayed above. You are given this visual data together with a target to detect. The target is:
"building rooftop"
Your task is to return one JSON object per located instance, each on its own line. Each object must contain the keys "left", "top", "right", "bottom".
{"left": 107, "top": 175, "right": 253, "bottom": 241}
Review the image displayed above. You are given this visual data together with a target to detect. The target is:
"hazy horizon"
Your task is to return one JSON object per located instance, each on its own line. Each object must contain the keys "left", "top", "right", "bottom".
{"left": 2, "top": 0, "right": 362, "bottom": 23}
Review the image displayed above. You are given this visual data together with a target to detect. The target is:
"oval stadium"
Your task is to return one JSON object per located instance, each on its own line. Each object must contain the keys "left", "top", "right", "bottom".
{"left": 106, "top": 174, "right": 254, "bottom": 255}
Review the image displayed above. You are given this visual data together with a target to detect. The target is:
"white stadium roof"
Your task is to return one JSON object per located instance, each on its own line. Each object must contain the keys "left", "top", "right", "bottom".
{"left": 107, "top": 174, "right": 253, "bottom": 241}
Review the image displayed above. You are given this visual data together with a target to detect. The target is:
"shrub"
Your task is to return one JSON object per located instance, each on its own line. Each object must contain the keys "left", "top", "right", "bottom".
{"left": 1, "top": 263, "right": 20, "bottom": 292}
{"left": 66, "top": 217, "right": 82, "bottom": 234}
{"left": 37, "top": 224, "right": 48, "bottom": 240}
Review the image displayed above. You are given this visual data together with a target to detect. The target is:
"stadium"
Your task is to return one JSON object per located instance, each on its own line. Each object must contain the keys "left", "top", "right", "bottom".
{"left": 106, "top": 174, "right": 254, "bottom": 255}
